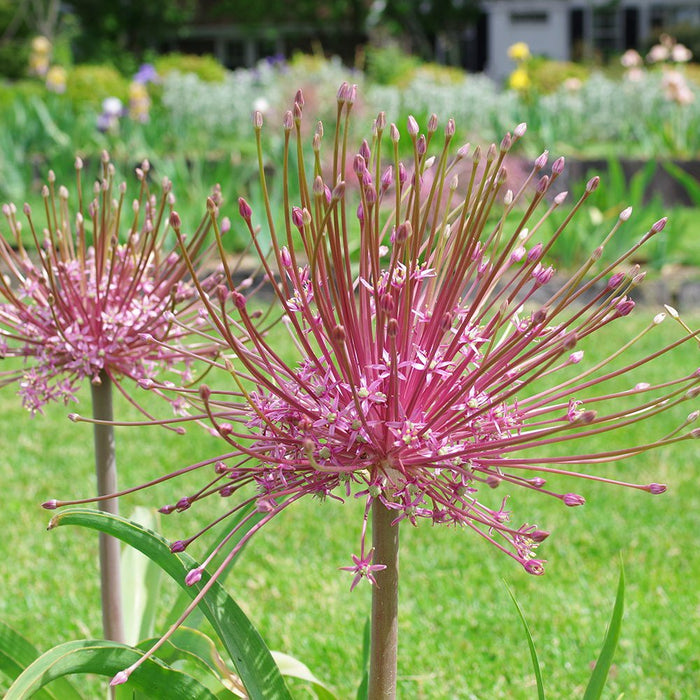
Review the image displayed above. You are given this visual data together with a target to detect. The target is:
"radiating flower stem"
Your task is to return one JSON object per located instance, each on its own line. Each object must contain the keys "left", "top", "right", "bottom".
{"left": 91, "top": 370, "right": 125, "bottom": 644}
{"left": 369, "top": 499, "right": 399, "bottom": 699}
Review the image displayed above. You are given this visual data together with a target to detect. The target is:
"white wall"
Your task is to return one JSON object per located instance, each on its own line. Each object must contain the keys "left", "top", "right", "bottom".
{"left": 486, "top": 1, "right": 571, "bottom": 81}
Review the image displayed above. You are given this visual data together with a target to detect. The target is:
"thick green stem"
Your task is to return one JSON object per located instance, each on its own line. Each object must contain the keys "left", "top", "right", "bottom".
{"left": 369, "top": 499, "right": 399, "bottom": 700}
{"left": 91, "top": 372, "right": 125, "bottom": 644}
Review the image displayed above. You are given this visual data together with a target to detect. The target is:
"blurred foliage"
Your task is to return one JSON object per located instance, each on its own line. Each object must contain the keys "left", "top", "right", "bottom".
{"left": 153, "top": 53, "right": 226, "bottom": 83}
{"left": 0, "top": 0, "right": 31, "bottom": 79}
{"left": 65, "top": 64, "right": 130, "bottom": 106}
{"left": 527, "top": 57, "right": 591, "bottom": 94}
{"left": 200, "top": 0, "right": 368, "bottom": 28}
{"left": 364, "top": 43, "right": 421, "bottom": 85}
{"left": 68, "top": 0, "right": 197, "bottom": 73}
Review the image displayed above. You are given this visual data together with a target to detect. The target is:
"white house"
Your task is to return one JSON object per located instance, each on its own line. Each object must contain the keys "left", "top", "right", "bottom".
{"left": 483, "top": 0, "right": 700, "bottom": 80}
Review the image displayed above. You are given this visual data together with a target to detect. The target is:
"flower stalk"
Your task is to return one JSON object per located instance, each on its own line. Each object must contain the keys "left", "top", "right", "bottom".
{"left": 91, "top": 371, "right": 125, "bottom": 643}
{"left": 369, "top": 498, "right": 399, "bottom": 700}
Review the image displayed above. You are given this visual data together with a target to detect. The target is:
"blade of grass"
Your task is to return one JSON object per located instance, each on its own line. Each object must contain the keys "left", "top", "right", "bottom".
{"left": 583, "top": 563, "right": 625, "bottom": 700}
{"left": 504, "top": 582, "right": 546, "bottom": 700}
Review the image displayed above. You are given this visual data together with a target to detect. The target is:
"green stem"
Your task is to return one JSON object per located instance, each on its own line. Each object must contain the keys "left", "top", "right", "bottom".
{"left": 91, "top": 371, "right": 125, "bottom": 644}
{"left": 369, "top": 499, "right": 399, "bottom": 700}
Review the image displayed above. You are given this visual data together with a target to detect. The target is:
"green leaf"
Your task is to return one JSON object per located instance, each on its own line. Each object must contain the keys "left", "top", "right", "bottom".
{"left": 4, "top": 639, "right": 218, "bottom": 699}
{"left": 29, "top": 96, "right": 70, "bottom": 148}
{"left": 271, "top": 651, "right": 338, "bottom": 699}
{"left": 122, "top": 507, "right": 163, "bottom": 645}
{"left": 504, "top": 583, "right": 546, "bottom": 700}
{"left": 583, "top": 564, "right": 625, "bottom": 700}
{"left": 662, "top": 160, "right": 700, "bottom": 207}
{"left": 137, "top": 626, "right": 240, "bottom": 697}
{"left": 0, "top": 621, "right": 83, "bottom": 700}
{"left": 48, "top": 507, "right": 292, "bottom": 700}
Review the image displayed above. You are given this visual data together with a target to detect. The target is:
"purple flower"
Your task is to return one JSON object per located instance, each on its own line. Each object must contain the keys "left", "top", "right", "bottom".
{"left": 133, "top": 63, "right": 159, "bottom": 85}
{"left": 0, "top": 155, "right": 220, "bottom": 415}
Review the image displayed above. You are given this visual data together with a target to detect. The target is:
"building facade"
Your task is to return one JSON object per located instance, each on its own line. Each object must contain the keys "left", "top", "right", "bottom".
{"left": 484, "top": 0, "right": 700, "bottom": 79}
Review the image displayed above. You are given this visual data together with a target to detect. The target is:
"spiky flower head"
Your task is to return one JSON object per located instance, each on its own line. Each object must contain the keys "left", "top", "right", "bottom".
{"left": 0, "top": 155, "right": 222, "bottom": 416}
{"left": 48, "top": 85, "right": 699, "bottom": 683}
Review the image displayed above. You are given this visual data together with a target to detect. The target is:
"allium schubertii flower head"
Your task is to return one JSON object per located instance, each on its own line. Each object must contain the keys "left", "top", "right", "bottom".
{"left": 45, "top": 84, "right": 698, "bottom": 683}
{"left": 0, "top": 154, "right": 220, "bottom": 416}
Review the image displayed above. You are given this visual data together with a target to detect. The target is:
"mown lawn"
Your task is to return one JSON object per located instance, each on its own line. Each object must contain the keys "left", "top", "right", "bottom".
{"left": 0, "top": 313, "right": 698, "bottom": 698}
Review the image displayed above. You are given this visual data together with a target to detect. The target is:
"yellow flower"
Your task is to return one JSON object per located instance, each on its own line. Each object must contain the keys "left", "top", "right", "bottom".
{"left": 508, "top": 67, "right": 530, "bottom": 91}
{"left": 508, "top": 42, "right": 531, "bottom": 62}
{"left": 45, "top": 65, "right": 67, "bottom": 93}
{"left": 31, "top": 36, "right": 52, "bottom": 55}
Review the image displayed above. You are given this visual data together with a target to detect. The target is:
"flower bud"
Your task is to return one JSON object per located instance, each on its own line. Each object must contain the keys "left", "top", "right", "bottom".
{"left": 534, "top": 150, "right": 549, "bottom": 170}
{"left": 551, "top": 156, "right": 566, "bottom": 175}
{"left": 586, "top": 176, "right": 600, "bottom": 193}
{"left": 238, "top": 197, "right": 252, "bottom": 221}
{"left": 563, "top": 493, "right": 586, "bottom": 506}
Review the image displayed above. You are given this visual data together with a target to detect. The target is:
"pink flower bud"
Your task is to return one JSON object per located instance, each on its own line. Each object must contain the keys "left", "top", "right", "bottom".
{"left": 381, "top": 166, "right": 393, "bottom": 191}
{"left": 586, "top": 176, "right": 600, "bottom": 193}
{"left": 238, "top": 197, "right": 252, "bottom": 220}
{"left": 514, "top": 122, "right": 527, "bottom": 138}
{"left": 527, "top": 242, "right": 543, "bottom": 262}
{"left": 647, "top": 483, "right": 667, "bottom": 494}
{"left": 534, "top": 150, "right": 549, "bottom": 170}
{"left": 551, "top": 156, "right": 565, "bottom": 175}
{"left": 530, "top": 529, "right": 550, "bottom": 542}
{"left": 407, "top": 115, "right": 419, "bottom": 136}
{"left": 291, "top": 206, "right": 304, "bottom": 228}
{"left": 651, "top": 217, "right": 667, "bottom": 233}
{"left": 110, "top": 671, "right": 130, "bottom": 686}
{"left": 169, "top": 211, "right": 181, "bottom": 228}
{"left": 563, "top": 493, "right": 586, "bottom": 506}
{"left": 185, "top": 568, "right": 203, "bottom": 586}
{"left": 357, "top": 139, "right": 370, "bottom": 163}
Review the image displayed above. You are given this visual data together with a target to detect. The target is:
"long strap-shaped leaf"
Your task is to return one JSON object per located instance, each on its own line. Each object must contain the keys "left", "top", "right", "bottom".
{"left": 4, "top": 639, "right": 218, "bottom": 699}
{"left": 47, "top": 507, "right": 292, "bottom": 700}
{"left": 0, "top": 621, "right": 83, "bottom": 700}
{"left": 583, "top": 564, "right": 625, "bottom": 700}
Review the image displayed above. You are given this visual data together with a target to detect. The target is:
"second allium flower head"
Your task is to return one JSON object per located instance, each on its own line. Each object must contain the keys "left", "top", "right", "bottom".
{"left": 0, "top": 155, "right": 220, "bottom": 415}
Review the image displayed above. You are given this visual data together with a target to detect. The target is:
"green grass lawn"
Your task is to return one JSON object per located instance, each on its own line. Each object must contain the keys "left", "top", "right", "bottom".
{"left": 1, "top": 313, "right": 699, "bottom": 699}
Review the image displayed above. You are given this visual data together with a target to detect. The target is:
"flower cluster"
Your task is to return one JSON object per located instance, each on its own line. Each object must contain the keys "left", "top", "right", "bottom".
{"left": 507, "top": 41, "right": 531, "bottom": 92}
{"left": 622, "top": 37, "right": 695, "bottom": 104}
{"left": 45, "top": 86, "right": 699, "bottom": 684}
{"left": 0, "top": 155, "right": 222, "bottom": 415}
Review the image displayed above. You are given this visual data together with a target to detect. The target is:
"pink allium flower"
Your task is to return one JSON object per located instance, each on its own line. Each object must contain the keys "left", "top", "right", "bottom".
{"left": 0, "top": 155, "right": 221, "bottom": 415}
{"left": 47, "top": 85, "right": 700, "bottom": 684}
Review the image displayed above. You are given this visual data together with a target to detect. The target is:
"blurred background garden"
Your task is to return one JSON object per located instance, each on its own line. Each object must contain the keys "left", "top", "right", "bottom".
{"left": 1, "top": 0, "right": 700, "bottom": 698}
